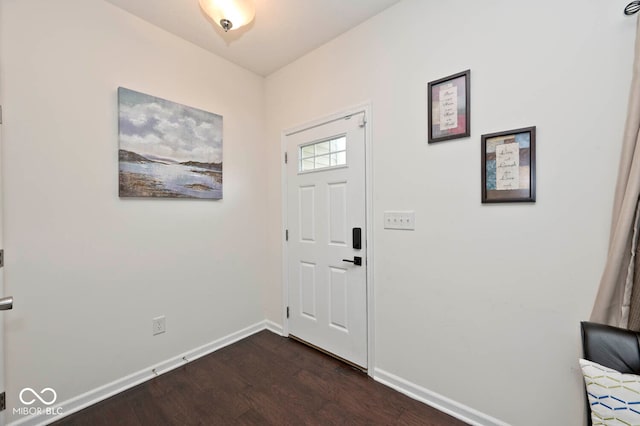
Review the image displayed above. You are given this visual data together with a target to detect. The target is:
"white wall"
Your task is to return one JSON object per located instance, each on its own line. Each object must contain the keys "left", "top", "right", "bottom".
{"left": 0, "top": 0, "right": 267, "bottom": 422}
{"left": 265, "top": 0, "right": 637, "bottom": 424}
{"left": 1, "top": 0, "right": 636, "bottom": 423}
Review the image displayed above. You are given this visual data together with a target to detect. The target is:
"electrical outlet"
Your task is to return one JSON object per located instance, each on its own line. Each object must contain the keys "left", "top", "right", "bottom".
{"left": 152, "top": 316, "right": 166, "bottom": 336}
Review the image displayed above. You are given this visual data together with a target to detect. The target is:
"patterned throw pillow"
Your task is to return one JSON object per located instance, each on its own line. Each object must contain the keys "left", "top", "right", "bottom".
{"left": 580, "top": 358, "right": 640, "bottom": 425}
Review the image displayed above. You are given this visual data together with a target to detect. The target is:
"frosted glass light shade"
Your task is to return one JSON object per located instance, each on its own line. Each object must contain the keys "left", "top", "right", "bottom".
{"left": 199, "top": 0, "right": 256, "bottom": 31}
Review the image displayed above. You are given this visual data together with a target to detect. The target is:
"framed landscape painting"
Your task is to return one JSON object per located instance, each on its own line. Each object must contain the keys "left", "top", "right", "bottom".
{"left": 118, "top": 87, "right": 223, "bottom": 199}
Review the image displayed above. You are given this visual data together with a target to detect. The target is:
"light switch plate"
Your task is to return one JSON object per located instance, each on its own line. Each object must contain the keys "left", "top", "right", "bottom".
{"left": 384, "top": 211, "right": 415, "bottom": 230}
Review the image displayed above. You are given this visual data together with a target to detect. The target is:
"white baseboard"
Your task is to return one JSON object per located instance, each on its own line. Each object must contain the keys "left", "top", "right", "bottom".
{"left": 264, "top": 320, "right": 284, "bottom": 335}
{"left": 9, "top": 321, "right": 270, "bottom": 426}
{"left": 9, "top": 322, "right": 504, "bottom": 426}
{"left": 373, "top": 368, "right": 510, "bottom": 426}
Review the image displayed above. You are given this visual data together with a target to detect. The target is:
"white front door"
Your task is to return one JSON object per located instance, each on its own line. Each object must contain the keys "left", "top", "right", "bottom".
{"left": 286, "top": 111, "right": 367, "bottom": 369}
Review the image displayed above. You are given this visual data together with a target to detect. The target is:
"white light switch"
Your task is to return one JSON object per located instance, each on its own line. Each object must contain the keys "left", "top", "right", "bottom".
{"left": 384, "top": 211, "right": 415, "bottom": 230}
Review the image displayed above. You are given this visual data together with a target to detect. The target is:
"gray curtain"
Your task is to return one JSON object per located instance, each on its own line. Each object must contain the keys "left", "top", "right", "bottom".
{"left": 591, "top": 16, "right": 640, "bottom": 328}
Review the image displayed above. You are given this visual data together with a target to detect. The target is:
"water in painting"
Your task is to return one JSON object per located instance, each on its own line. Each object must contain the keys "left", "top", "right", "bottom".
{"left": 118, "top": 87, "right": 223, "bottom": 199}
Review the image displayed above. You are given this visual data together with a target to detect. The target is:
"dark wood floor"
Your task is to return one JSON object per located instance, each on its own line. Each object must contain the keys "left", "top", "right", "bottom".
{"left": 53, "top": 331, "right": 466, "bottom": 425}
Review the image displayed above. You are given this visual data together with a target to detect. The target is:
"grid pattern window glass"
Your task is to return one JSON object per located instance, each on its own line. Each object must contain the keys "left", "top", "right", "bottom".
{"left": 299, "top": 136, "right": 347, "bottom": 172}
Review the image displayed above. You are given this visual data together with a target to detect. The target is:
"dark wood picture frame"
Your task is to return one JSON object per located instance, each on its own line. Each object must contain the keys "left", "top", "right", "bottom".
{"left": 481, "top": 126, "right": 536, "bottom": 203}
{"left": 428, "top": 69, "right": 470, "bottom": 143}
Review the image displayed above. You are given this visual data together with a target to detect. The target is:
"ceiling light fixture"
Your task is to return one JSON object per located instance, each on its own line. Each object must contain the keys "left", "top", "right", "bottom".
{"left": 199, "top": 0, "right": 256, "bottom": 32}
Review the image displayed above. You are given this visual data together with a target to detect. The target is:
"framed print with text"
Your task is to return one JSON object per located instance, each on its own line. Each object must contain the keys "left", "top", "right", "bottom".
{"left": 481, "top": 126, "right": 536, "bottom": 203}
{"left": 427, "top": 70, "right": 470, "bottom": 143}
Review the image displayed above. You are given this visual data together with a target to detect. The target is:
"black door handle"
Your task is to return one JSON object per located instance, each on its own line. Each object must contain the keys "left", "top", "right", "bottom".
{"left": 342, "top": 256, "right": 362, "bottom": 266}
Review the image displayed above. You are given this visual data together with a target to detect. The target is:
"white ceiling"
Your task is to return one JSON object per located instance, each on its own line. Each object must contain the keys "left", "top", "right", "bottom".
{"left": 105, "top": 0, "right": 403, "bottom": 76}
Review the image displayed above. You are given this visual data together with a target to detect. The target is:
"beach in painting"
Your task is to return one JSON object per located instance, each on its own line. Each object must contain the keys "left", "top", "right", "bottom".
{"left": 118, "top": 87, "right": 223, "bottom": 199}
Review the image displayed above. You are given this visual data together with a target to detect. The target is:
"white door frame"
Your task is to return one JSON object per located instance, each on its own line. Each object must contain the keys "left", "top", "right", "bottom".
{"left": 281, "top": 103, "right": 374, "bottom": 375}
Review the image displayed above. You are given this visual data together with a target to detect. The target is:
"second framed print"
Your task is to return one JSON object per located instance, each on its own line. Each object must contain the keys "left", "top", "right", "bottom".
{"left": 481, "top": 126, "right": 536, "bottom": 203}
{"left": 427, "top": 69, "right": 470, "bottom": 143}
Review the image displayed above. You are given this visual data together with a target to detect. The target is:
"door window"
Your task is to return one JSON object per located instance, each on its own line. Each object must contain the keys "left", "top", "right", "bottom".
{"left": 299, "top": 136, "right": 347, "bottom": 172}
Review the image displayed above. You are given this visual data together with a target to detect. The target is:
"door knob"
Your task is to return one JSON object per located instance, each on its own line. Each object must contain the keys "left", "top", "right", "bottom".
{"left": 342, "top": 256, "right": 362, "bottom": 266}
{"left": 0, "top": 296, "right": 13, "bottom": 311}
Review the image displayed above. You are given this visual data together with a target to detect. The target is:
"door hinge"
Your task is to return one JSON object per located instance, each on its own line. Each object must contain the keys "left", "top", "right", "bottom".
{"left": 0, "top": 391, "right": 6, "bottom": 411}
{"left": 284, "top": 152, "right": 288, "bottom": 164}
{"left": 286, "top": 306, "right": 290, "bottom": 318}
{"left": 285, "top": 229, "right": 289, "bottom": 241}
{"left": 0, "top": 105, "right": 3, "bottom": 125}
{"left": 0, "top": 249, "right": 4, "bottom": 268}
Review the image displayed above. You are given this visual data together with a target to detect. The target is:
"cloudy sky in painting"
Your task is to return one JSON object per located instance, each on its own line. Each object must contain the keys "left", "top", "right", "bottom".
{"left": 118, "top": 88, "right": 222, "bottom": 163}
